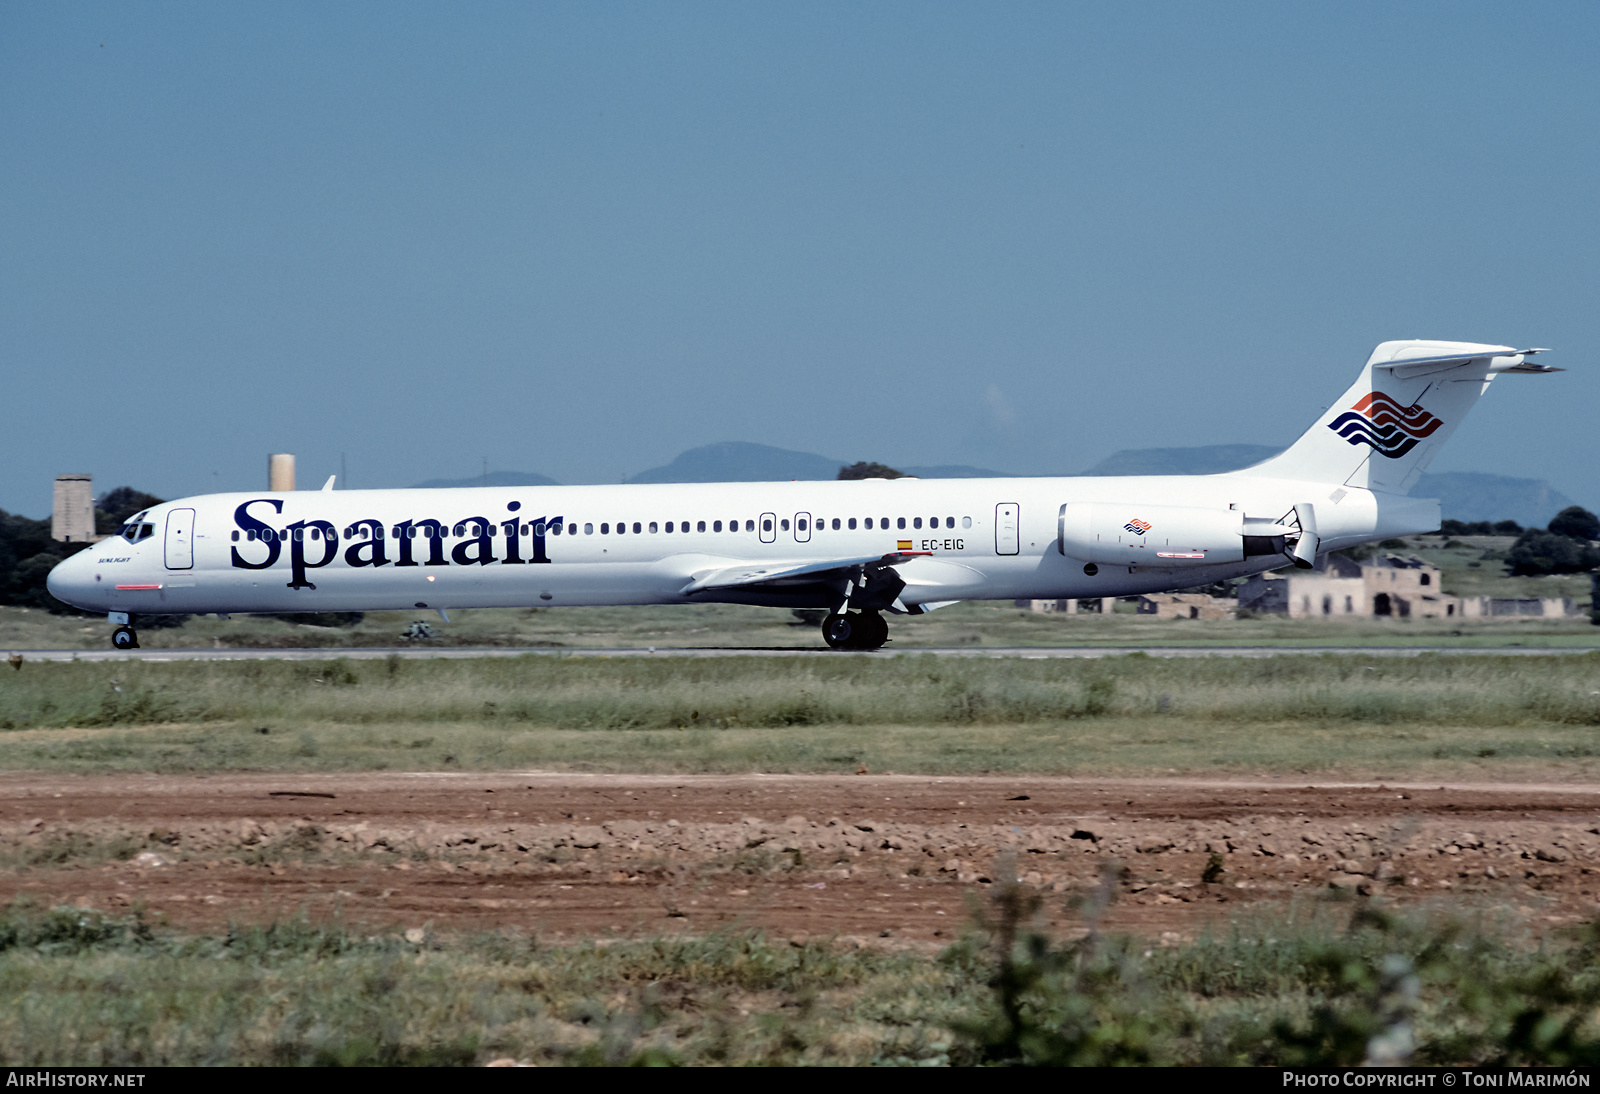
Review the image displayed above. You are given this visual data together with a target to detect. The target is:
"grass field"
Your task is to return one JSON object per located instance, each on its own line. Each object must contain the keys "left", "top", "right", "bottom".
{"left": 3, "top": 890, "right": 1597, "bottom": 1065}
{"left": 3, "top": 651, "right": 1600, "bottom": 778}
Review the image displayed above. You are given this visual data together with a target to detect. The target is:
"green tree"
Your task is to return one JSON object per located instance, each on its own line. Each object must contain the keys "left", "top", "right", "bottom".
{"left": 1548, "top": 506, "right": 1600, "bottom": 543}
{"left": 1507, "top": 529, "right": 1600, "bottom": 576}
{"left": 837, "top": 461, "right": 904, "bottom": 481}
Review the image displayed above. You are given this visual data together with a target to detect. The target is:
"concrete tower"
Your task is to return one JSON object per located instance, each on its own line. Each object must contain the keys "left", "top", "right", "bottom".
{"left": 52, "top": 474, "right": 96, "bottom": 543}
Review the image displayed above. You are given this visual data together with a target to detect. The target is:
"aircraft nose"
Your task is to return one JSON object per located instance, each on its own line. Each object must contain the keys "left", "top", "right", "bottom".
{"left": 46, "top": 551, "right": 98, "bottom": 610}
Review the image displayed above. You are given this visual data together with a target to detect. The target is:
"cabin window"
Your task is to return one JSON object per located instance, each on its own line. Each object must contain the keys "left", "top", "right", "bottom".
{"left": 745, "top": 519, "right": 754, "bottom": 532}
{"left": 780, "top": 519, "right": 789, "bottom": 531}
{"left": 962, "top": 516, "right": 971, "bottom": 529}
{"left": 533, "top": 521, "right": 546, "bottom": 537}
{"left": 847, "top": 517, "right": 856, "bottom": 530}
{"left": 551, "top": 523, "right": 562, "bottom": 535}
{"left": 832, "top": 518, "right": 841, "bottom": 530}
{"left": 762, "top": 518, "right": 773, "bottom": 533}
{"left": 712, "top": 520, "right": 722, "bottom": 532}
{"left": 633, "top": 522, "right": 642, "bottom": 534}
{"left": 913, "top": 517, "right": 922, "bottom": 530}
{"left": 601, "top": 523, "right": 610, "bottom": 534}
{"left": 897, "top": 517, "right": 906, "bottom": 530}
{"left": 797, "top": 519, "right": 807, "bottom": 532}
{"left": 309, "top": 528, "right": 320, "bottom": 540}
{"left": 946, "top": 517, "right": 955, "bottom": 528}
{"left": 649, "top": 522, "right": 659, "bottom": 533}
{"left": 697, "top": 520, "right": 706, "bottom": 532}
{"left": 864, "top": 518, "right": 873, "bottom": 529}
{"left": 585, "top": 523, "right": 594, "bottom": 535}
{"left": 231, "top": 530, "right": 239, "bottom": 541}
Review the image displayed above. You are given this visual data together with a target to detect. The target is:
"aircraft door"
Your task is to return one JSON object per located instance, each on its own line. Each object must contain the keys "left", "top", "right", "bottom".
{"left": 165, "top": 508, "right": 195, "bottom": 569}
{"left": 794, "top": 512, "right": 811, "bottom": 543}
{"left": 759, "top": 512, "right": 777, "bottom": 544}
{"left": 995, "top": 503, "right": 1019, "bottom": 555}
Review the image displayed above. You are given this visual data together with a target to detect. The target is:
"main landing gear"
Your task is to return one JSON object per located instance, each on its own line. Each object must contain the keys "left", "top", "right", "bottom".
{"left": 111, "top": 626, "right": 139, "bottom": 650}
{"left": 822, "top": 611, "right": 889, "bottom": 651}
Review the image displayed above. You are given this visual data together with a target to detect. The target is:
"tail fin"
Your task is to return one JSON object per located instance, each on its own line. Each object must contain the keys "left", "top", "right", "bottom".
{"left": 1235, "top": 340, "right": 1556, "bottom": 493}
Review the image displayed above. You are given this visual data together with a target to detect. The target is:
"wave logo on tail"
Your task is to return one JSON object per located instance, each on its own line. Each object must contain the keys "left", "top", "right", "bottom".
{"left": 1326, "top": 392, "right": 1444, "bottom": 459}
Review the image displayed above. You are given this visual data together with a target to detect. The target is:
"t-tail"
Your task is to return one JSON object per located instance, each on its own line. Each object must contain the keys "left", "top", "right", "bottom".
{"left": 1235, "top": 340, "right": 1558, "bottom": 493}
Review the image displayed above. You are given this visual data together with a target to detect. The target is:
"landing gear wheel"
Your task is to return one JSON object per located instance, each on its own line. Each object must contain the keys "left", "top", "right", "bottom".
{"left": 822, "top": 612, "right": 889, "bottom": 651}
{"left": 111, "top": 626, "right": 139, "bottom": 651}
{"left": 822, "top": 613, "right": 854, "bottom": 650}
{"left": 859, "top": 612, "right": 889, "bottom": 650}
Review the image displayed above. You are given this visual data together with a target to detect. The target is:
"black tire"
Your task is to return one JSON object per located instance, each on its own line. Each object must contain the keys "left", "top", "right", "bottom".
{"left": 822, "top": 613, "right": 853, "bottom": 649}
{"left": 111, "top": 626, "right": 139, "bottom": 651}
{"left": 859, "top": 612, "right": 889, "bottom": 650}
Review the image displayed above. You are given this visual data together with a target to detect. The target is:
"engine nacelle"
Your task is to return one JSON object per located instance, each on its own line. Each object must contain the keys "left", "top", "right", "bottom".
{"left": 1058, "top": 503, "right": 1285, "bottom": 568}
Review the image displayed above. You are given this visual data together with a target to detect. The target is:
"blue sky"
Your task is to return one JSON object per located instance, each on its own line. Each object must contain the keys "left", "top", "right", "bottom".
{"left": 4, "top": 2, "right": 1597, "bottom": 515}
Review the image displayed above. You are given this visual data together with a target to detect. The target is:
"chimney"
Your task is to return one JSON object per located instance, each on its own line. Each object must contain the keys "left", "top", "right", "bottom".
{"left": 269, "top": 453, "right": 296, "bottom": 491}
{"left": 52, "top": 473, "right": 96, "bottom": 543}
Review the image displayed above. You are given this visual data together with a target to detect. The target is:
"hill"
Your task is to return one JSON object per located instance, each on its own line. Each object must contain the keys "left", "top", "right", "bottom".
{"left": 625, "top": 442, "right": 1012, "bottom": 483}
{"left": 411, "top": 471, "right": 561, "bottom": 489}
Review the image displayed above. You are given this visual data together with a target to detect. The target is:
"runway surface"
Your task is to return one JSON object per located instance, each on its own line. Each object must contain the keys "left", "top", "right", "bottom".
{"left": 8, "top": 643, "right": 1600, "bottom": 662}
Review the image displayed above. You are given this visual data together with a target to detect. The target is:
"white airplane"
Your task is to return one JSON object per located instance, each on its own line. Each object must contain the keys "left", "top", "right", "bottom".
{"left": 49, "top": 340, "right": 1558, "bottom": 651}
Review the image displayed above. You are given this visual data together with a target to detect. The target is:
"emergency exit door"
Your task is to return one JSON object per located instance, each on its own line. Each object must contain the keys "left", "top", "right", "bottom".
{"left": 165, "top": 508, "right": 195, "bottom": 569}
{"left": 995, "top": 503, "right": 1019, "bottom": 555}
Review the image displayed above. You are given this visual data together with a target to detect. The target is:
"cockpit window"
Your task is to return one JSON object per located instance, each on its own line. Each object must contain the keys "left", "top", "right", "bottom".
{"left": 119, "top": 522, "right": 155, "bottom": 543}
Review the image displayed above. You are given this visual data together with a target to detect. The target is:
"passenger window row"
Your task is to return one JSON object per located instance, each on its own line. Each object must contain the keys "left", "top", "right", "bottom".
{"left": 230, "top": 514, "right": 975, "bottom": 543}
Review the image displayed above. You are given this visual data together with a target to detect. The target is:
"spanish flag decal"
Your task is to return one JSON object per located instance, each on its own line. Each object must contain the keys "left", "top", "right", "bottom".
{"left": 897, "top": 540, "right": 913, "bottom": 551}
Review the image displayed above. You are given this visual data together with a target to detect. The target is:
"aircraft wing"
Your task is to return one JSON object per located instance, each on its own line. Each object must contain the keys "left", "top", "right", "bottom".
{"left": 679, "top": 551, "right": 930, "bottom": 596}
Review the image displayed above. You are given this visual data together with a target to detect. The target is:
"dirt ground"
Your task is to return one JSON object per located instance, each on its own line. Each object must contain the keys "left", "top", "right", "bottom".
{"left": 4, "top": 770, "right": 1600, "bottom": 947}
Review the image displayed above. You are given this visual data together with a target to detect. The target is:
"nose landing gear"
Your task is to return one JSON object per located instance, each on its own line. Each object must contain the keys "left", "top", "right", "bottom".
{"left": 822, "top": 611, "right": 889, "bottom": 651}
{"left": 111, "top": 626, "right": 139, "bottom": 650}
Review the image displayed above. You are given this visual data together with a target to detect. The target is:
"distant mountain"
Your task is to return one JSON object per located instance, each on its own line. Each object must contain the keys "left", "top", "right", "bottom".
{"left": 1410, "top": 472, "right": 1577, "bottom": 528}
{"left": 900, "top": 464, "right": 1013, "bottom": 479}
{"left": 625, "top": 442, "right": 1015, "bottom": 483}
{"left": 411, "top": 471, "right": 561, "bottom": 489}
{"left": 1074, "top": 443, "right": 1582, "bottom": 527}
{"left": 1080, "top": 444, "right": 1284, "bottom": 476}
{"left": 627, "top": 442, "right": 843, "bottom": 483}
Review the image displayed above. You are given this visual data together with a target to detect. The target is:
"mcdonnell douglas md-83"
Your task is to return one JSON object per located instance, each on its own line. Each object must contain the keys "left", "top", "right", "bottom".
{"left": 49, "top": 340, "right": 1560, "bottom": 651}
